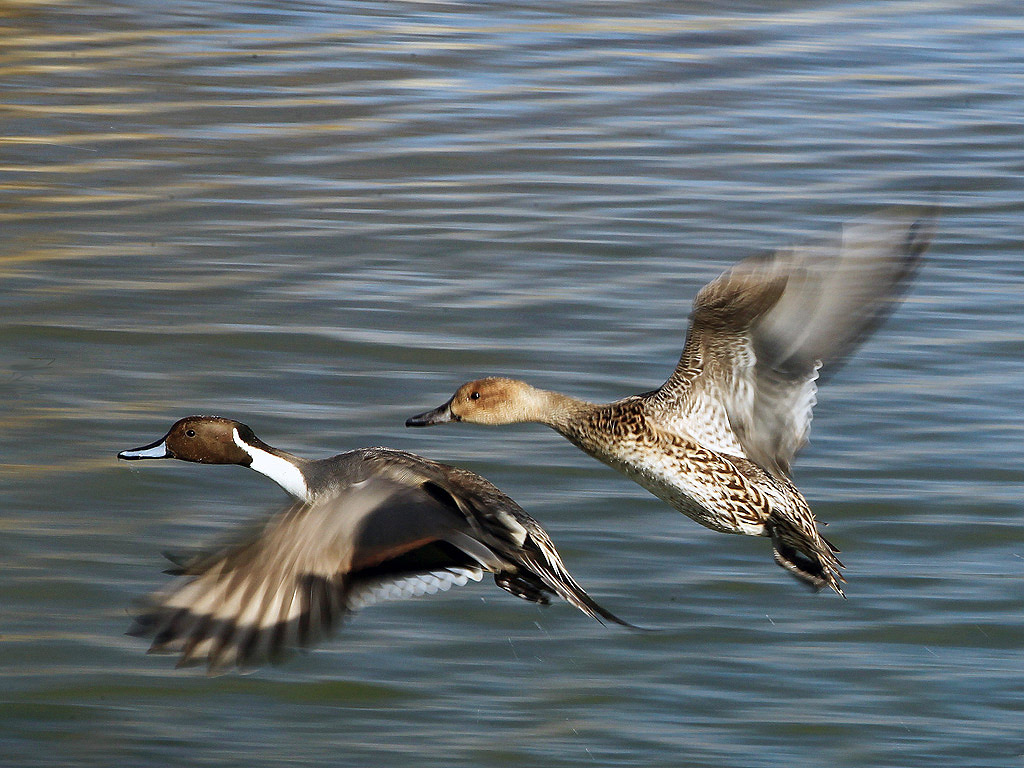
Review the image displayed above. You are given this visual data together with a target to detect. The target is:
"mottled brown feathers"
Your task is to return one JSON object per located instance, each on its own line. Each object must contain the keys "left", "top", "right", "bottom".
{"left": 405, "top": 209, "right": 935, "bottom": 594}
{"left": 692, "top": 270, "right": 788, "bottom": 330}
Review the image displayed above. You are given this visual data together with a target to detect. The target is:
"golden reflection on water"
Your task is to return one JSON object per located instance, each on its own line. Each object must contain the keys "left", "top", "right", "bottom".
{"left": 0, "top": 245, "right": 168, "bottom": 271}
{"left": 0, "top": 456, "right": 113, "bottom": 479}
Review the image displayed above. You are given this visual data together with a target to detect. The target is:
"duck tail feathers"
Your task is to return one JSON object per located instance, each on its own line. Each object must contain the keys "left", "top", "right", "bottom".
{"left": 767, "top": 515, "right": 846, "bottom": 597}
{"left": 517, "top": 527, "right": 643, "bottom": 629}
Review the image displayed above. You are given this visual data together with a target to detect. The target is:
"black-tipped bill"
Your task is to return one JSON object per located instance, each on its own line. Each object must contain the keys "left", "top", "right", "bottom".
{"left": 405, "top": 402, "right": 458, "bottom": 427}
{"left": 118, "top": 438, "right": 171, "bottom": 460}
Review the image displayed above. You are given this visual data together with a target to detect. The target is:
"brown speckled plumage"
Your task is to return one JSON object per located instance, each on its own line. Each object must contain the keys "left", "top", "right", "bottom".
{"left": 408, "top": 207, "right": 936, "bottom": 595}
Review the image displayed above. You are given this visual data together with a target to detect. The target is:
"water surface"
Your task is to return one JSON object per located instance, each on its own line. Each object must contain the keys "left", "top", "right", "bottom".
{"left": 2, "top": 2, "right": 1023, "bottom": 766}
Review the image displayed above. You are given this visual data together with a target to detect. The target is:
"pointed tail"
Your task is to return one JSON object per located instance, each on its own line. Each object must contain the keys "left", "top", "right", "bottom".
{"left": 516, "top": 523, "right": 643, "bottom": 629}
{"left": 767, "top": 514, "right": 846, "bottom": 596}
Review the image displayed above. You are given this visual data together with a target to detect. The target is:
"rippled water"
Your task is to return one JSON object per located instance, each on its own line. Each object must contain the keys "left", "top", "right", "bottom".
{"left": 3, "top": 1, "right": 1022, "bottom": 766}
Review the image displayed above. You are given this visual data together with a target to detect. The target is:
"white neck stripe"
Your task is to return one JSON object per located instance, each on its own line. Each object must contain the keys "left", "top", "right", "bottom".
{"left": 232, "top": 428, "right": 310, "bottom": 502}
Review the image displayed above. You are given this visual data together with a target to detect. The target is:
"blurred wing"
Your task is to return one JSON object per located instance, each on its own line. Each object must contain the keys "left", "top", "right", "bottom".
{"left": 647, "top": 206, "right": 936, "bottom": 476}
{"left": 130, "top": 479, "right": 493, "bottom": 673}
{"left": 370, "top": 453, "right": 638, "bottom": 628}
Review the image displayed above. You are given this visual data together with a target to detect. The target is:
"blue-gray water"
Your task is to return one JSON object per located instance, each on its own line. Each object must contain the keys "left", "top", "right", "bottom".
{"left": 2, "top": 2, "right": 1022, "bottom": 766}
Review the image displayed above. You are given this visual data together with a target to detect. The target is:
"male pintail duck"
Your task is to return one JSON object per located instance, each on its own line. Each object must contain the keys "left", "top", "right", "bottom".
{"left": 119, "top": 416, "right": 632, "bottom": 672}
{"left": 407, "top": 207, "right": 937, "bottom": 595}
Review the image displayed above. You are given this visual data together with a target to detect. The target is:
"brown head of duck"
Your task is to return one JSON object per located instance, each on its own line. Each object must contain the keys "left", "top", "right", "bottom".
{"left": 406, "top": 377, "right": 588, "bottom": 429}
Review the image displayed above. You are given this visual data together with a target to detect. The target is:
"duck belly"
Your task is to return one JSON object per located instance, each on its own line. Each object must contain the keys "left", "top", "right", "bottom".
{"left": 583, "top": 439, "right": 772, "bottom": 538}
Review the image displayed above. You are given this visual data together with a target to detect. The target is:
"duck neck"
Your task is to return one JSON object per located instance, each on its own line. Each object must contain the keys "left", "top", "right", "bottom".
{"left": 231, "top": 428, "right": 312, "bottom": 502}
{"left": 527, "top": 387, "right": 597, "bottom": 433}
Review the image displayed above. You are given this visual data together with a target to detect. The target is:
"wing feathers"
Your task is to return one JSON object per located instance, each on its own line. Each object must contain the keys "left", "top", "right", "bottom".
{"left": 649, "top": 206, "right": 935, "bottom": 475}
{"left": 347, "top": 567, "right": 484, "bottom": 611}
{"left": 131, "top": 455, "right": 630, "bottom": 672}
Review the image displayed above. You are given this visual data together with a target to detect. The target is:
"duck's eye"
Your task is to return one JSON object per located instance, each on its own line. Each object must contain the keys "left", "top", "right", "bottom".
{"left": 470, "top": 392, "right": 481, "bottom": 400}
{"left": 185, "top": 429, "right": 196, "bottom": 438}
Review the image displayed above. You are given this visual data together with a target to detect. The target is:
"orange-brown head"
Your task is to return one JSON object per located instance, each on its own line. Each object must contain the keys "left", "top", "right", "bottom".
{"left": 406, "top": 377, "right": 550, "bottom": 427}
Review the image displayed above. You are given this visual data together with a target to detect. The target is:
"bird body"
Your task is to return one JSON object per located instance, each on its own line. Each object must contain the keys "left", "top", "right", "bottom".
{"left": 407, "top": 207, "right": 937, "bottom": 594}
{"left": 119, "top": 417, "right": 631, "bottom": 672}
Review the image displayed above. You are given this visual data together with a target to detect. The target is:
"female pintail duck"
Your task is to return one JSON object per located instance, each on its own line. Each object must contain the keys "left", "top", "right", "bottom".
{"left": 407, "top": 207, "right": 937, "bottom": 595}
{"left": 119, "top": 416, "right": 633, "bottom": 672}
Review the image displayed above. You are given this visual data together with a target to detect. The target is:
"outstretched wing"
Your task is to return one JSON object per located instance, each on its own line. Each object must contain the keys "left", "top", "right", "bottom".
{"left": 645, "top": 206, "right": 936, "bottom": 476}
{"left": 129, "top": 478, "right": 493, "bottom": 673}
{"left": 130, "top": 449, "right": 635, "bottom": 673}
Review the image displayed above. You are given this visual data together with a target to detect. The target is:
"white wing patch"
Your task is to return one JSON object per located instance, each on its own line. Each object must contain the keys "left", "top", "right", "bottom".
{"left": 790, "top": 363, "right": 821, "bottom": 450}
{"left": 347, "top": 567, "right": 484, "bottom": 611}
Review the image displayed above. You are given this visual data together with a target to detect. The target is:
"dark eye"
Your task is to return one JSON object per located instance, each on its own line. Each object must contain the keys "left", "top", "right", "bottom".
{"left": 185, "top": 429, "right": 196, "bottom": 438}
{"left": 470, "top": 392, "right": 481, "bottom": 400}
